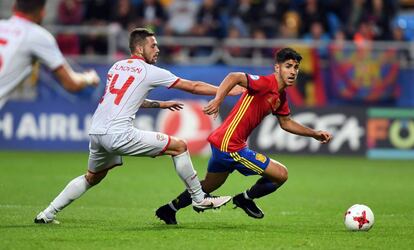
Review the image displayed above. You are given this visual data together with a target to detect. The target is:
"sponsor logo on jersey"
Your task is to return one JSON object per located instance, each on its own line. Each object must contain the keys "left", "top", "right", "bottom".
{"left": 255, "top": 153, "right": 266, "bottom": 163}
{"left": 156, "top": 133, "right": 167, "bottom": 142}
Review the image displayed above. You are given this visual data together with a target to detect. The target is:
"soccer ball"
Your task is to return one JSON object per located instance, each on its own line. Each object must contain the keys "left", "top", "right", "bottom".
{"left": 344, "top": 204, "right": 375, "bottom": 231}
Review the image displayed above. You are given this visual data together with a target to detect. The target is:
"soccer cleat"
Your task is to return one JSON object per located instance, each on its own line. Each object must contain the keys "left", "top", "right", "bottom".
{"left": 155, "top": 204, "right": 177, "bottom": 225}
{"left": 34, "top": 211, "right": 60, "bottom": 224}
{"left": 192, "top": 195, "right": 232, "bottom": 213}
{"left": 233, "top": 193, "right": 264, "bottom": 219}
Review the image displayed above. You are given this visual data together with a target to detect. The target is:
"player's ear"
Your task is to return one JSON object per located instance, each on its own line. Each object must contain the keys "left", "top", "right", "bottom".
{"left": 136, "top": 45, "right": 144, "bottom": 55}
{"left": 274, "top": 64, "right": 279, "bottom": 74}
{"left": 40, "top": 8, "right": 46, "bottom": 21}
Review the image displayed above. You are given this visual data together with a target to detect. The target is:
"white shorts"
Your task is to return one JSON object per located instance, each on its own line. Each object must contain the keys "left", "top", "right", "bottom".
{"left": 88, "top": 128, "right": 170, "bottom": 173}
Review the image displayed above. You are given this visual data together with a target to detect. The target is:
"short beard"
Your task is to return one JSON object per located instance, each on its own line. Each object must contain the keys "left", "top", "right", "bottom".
{"left": 144, "top": 55, "right": 156, "bottom": 65}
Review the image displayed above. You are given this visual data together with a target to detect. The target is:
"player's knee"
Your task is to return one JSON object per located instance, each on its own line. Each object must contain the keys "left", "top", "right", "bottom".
{"left": 268, "top": 165, "right": 288, "bottom": 184}
{"left": 174, "top": 138, "right": 188, "bottom": 154}
{"left": 268, "top": 159, "right": 288, "bottom": 184}
{"left": 278, "top": 166, "right": 288, "bottom": 184}
{"left": 165, "top": 137, "right": 188, "bottom": 156}
{"left": 85, "top": 171, "right": 107, "bottom": 186}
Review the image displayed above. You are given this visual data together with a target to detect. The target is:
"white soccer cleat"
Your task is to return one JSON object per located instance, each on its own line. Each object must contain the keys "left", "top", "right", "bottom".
{"left": 192, "top": 195, "right": 232, "bottom": 212}
{"left": 34, "top": 211, "right": 60, "bottom": 224}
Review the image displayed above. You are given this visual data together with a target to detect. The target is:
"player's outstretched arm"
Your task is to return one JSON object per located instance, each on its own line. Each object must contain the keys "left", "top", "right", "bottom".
{"left": 53, "top": 64, "right": 100, "bottom": 92}
{"left": 140, "top": 99, "right": 184, "bottom": 111}
{"left": 172, "top": 79, "right": 243, "bottom": 96}
{"left": 277, "top": 115, "right": 332, "bottom": 143}
{"left": 172, "top": 79, "right": 218, "bottom": 95}
{"left": 203, "top": 72, "right": 247, "bottom": 118}
{"left": 214, "top": 72, "right": 247, "bottom": 102}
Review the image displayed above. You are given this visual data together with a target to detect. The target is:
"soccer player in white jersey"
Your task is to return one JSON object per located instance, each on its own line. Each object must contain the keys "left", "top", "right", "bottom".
{"left": 34, "top": 28, "right": 240, "bottom": 224}
{"left": 0, "top": 0, "right": 99, "bottom": 109}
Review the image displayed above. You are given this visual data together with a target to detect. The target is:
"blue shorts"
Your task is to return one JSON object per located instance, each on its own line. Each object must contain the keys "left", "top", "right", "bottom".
{"left": 207, "top": 145, "right": 270, "bottom": 176}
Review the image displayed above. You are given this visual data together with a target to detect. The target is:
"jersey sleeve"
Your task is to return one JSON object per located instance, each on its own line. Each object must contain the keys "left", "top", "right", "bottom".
{"left": 148, "top": 65, "right": 179, "bottom": 88}
{"left": 30, "top": 27, "right": 65, "bottom": 70}
{"left": 273, "top": 91, "right": 291, "bottom": 116}
{"left": 246, "top": 74, "right": 270, "bottom": 94}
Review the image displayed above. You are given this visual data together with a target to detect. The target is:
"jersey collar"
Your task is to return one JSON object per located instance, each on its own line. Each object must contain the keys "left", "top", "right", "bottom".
{"left": 13, "top": 11, "right": 33, "bottom": 22}
{"left": 130, "top": 55, "right": 145, "bottom": 61}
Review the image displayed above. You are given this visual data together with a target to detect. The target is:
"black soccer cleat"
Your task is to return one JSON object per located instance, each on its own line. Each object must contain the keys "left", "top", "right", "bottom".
{"left": 34, "top": 217, "right": 47, "bottom": 224}
{"left": 156, "top": 204, "right": 177, "bottom": 225}
{"left": 232, "top": 193, "right": 264, "bottom": 219}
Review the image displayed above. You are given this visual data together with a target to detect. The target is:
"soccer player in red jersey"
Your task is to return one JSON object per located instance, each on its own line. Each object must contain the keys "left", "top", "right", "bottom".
{"left": 156, "top": 48, "right": 332, "bottom": 224}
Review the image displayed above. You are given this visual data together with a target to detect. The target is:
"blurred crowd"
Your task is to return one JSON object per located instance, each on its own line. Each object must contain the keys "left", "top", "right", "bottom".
{"left": 49, "top": 0, "right": 412, "bottom": 56}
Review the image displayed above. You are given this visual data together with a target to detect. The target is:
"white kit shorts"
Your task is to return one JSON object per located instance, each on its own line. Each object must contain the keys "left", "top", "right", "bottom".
{"left": 88, "top": 128, "right": 171, "bottom": 173}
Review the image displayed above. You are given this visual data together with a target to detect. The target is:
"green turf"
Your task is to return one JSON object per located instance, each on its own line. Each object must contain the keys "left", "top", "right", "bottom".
{"left": 0, "top": 151, "right": 413, "bottom": 249}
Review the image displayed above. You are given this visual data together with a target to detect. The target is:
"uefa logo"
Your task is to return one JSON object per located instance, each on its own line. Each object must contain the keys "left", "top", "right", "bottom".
{"left": 157, "top": 101, "right": 221, "bottom": 155}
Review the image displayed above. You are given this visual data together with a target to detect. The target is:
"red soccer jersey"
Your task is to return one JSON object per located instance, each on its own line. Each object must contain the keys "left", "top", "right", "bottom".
{"left": 208, "top": 73, "right": 290, "bottom": 152}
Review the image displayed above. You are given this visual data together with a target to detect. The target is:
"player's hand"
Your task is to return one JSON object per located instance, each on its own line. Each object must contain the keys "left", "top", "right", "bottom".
{"left": 161, "top": 101, "right": 184, "bottom": 111}
{"left": 203, "top": 98, "right": 221, "bottom": 119}
{"left": 228, "top": 85, "right": 245, "bottom": 96}
{"left": 314, "top": 130, "right": 332, "bottom": 144}
{"left": 83, "top": 70, "right": 100, "bottom": 87}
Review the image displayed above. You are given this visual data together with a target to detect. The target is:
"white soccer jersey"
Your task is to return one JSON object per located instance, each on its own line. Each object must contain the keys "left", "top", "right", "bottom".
{"left": 89, "top": 56, "right": 179, "bottom": 134}
{"left": 0, "top": 15, "right": 65, "bottom": 108}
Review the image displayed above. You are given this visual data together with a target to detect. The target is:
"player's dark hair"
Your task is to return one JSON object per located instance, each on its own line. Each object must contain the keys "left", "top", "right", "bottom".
{"left": 15, "top": 0, "right": 46, "bottom": 13}
{"left": 129, "top": 28, "right": 155, "bottom": 53}
{"left": 275, "top": 48, "right": 302, "bottom": 64}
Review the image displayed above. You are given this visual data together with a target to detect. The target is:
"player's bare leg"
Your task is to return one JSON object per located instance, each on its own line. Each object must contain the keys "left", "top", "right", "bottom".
{"left": 162, "top": 137, "right": 231, "bottom": 211}
{"left": 261, "top": 159, "right": 288, "bottom": 185}
{"left": 201, "top": 172, "right": 230, "bottom": 193}
{"left": 233, "top": 159, "right": 288, "bottom": 219}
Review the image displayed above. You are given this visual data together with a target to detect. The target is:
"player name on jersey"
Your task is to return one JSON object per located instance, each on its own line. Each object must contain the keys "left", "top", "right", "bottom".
{"left": 113, "top": 64, "right": 143, "bottom": 74}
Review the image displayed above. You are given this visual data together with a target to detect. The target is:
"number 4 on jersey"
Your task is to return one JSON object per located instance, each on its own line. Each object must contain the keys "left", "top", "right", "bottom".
{"left": 100, "top": 73, "right": 135, "bottom": 105}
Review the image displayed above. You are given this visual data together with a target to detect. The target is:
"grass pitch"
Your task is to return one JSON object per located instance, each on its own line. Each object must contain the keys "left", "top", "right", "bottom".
{"left": 0, "top": 151, "right": 413, "bottom": 249}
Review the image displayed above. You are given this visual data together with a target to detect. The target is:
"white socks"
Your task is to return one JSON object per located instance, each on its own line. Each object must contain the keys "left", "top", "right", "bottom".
{"left": 41, "top": 151, "right": 204, "bottom": 217}
{"left": 44, "top": 175, "right": 91, "bottom": 216}
{"left": 172, "top": 151, "right": 205, "bottom": 202}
